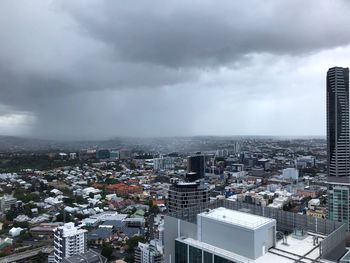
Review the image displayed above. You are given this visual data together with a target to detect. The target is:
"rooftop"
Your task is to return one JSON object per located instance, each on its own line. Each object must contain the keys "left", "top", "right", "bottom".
{"left": 58, "top": 223, "right": 87, "bottom": 237}
{"left": 199, "top": 207, "right": 274, "bottom": 230}
{"left": 178, "top": 233, "right": 326, "bottom": 263}
{"left": 62, "top": 250, "right": 107, "bottom": 263}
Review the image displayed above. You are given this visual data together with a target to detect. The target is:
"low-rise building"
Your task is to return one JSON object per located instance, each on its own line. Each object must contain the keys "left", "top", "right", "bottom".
{"left": 0, "top": 195, "right": 17, "bottom": 212}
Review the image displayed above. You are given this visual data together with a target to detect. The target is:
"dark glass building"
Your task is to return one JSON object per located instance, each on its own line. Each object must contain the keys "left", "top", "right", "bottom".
{"left": 96, "top": 149, "right": 110, "bottom": 159}
{"left": 187, "top": 155, "right": 206, "bottom": 180}
{"left": 327, "top": 67, "right": 350, "bottom": 177}
{"left": 327, "top": 67, "right": 350, "bottom": 230}
{"left": 167, "top": 182, "right": 210, "bottom": 213}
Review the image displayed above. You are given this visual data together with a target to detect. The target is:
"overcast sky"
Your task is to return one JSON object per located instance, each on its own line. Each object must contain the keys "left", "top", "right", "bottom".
{"left": 1, "top": 0, "right": 350, "bottom": 140}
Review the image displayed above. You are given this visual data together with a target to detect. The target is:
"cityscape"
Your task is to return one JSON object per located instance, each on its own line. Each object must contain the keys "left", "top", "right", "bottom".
{"left": 1, "top": 1, "right": 350, "bottom": 263}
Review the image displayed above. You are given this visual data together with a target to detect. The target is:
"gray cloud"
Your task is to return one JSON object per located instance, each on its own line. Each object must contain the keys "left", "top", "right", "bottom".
{"left": 62, "top": 0, "right": 350, "bottom": 67}
{"left": 0, "top": 0, "right": 350, "bottom": 139}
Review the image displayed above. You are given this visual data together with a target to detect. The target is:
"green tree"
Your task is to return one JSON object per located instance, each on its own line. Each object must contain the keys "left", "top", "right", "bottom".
{"left": 101, "top": 245, "right": 114, "bottom": 260}
{"left": 5, "top": 210, "right": 17, "bottom": 221}
{"left": 14, "top": 221, "right": 29, "bottom": 229}
{"left": 37, "top": 252, "right": 47, "bottom": 263}
{"left": 56, "top": 212, "right": 72, "bottom": 222}
{"left": 149, "top": 205, "right": 160, "bottom": 215}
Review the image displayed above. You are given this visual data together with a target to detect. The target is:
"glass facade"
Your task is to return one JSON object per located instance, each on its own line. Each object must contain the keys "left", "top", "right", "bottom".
{"left": 204, "top": 251, "right": 213, "bottom": 263}
{"left": 189, "top": 246, "right": 202, "bottom": 263}
{"left": 328, "top": 186, "right": 349, "bottom": 230}
{"left": 175, "top": 241, "right": 235, "bottom": 263}
{"left": 175, "top": 241, "right": 188, "bottom": 263}
{"left": 327, "top": 67, "right": 350, "bottom": 177}
{"left": 214, "top": 255, "right": 234, "bottom": 263}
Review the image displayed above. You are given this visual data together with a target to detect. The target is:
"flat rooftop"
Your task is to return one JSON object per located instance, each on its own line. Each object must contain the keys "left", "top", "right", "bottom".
{"left": 256, "top": 234, "right": 326, "bottom": 263}
{"left": 178, "top": 233, "right": 326, "bottom": 263}
{"left": 199, "top": 207, "right": 275, "bottom": 230}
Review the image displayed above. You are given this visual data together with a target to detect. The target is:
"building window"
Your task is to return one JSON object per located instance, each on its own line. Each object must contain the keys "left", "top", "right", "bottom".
{"left": 214, "top": 255, "right": 234, "bottom": 263}
{"left": 204, "top": 251, "right": 213, "bottom": 263}
{"left": 189, "top": 246, "right": 202, "bottom": 263}
{"left": 175, "top": 241, "right": 188, "bottom": 263}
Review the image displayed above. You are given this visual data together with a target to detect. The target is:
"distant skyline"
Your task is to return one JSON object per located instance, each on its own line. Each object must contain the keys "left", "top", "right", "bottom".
{"left": 1, "top": 1, "right": 350, "bottom": 140}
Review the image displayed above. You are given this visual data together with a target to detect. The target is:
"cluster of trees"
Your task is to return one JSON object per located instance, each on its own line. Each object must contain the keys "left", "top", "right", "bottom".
{"left": 98, "top": 235, "right": 145, "bottom": 262}
{"left": 101, "top": 245, "right": 114, "bottom": 260}
{"left": 63, "top": 195, "right": 87, "bottom": 206}
{"left": 13, "top": 189, "right": 41, "bottom": 203}
{"left": 0, "top": 154, "right": 79, "bottom": 172}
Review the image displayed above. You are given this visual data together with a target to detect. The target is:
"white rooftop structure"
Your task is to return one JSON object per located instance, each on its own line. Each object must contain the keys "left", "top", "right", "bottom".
{"left": 57, "top": 222, "right": 87, "bottom": 238}
{"left": 199, "top": 207, "right": 274, "bottom": 230}
{"left": 196, "top": 207, "right": 276, "bottom": 259}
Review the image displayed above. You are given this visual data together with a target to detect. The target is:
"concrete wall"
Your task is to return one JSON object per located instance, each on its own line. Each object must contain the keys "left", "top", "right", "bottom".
{"left": 164, "top": 216, "right": 197, "bottom": 263}
{"left": 198, "top": 215, "right": 276, "bottom": 260}
{"left": 199, "top": 216, "right": 255, "bottom": 259}
{"left": 253, "top": 223, "right": 276, "bottom": 258}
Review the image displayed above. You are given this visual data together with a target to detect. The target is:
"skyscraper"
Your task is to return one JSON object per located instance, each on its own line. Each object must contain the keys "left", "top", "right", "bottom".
{"left": 327, "top": 67, "right": 350, "bottom": 177}
{"left": 327, "top": 67, "right": 350, "bottom": 230}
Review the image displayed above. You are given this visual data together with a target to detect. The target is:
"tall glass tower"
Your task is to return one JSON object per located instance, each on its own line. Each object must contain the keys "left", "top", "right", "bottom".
{"left": 327, "top": 67, "right": 350, "bottom": 230}
{"left": 327, "top": 67, "right": 350, "bottom": 177}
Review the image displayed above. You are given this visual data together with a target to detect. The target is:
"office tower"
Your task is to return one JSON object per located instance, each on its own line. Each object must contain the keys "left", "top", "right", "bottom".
{"left": 187, "top": 154, "right": 206, "bottom": 180}
{"left": 326, "top": 67, "right": 350, "bottom": 230}
{"left": 96, "top": 149, "right": 110, "bottom": 159}
{"left": 53, "top": 223, "right": 87, "bottom": 263}
{"left": 328, "top": 185, "right": 350, "bottom": 229}
{"left": 167, "top": 181, "right": 210, "bottom": 213}
{"left": 135, "top": 242, "right": 162, "bottom": 263}
{"left": 327, "top": 67, "right": 350, "bottom": 177}
{"left": 110, "top": 150, "right": 120, "bottom": 160}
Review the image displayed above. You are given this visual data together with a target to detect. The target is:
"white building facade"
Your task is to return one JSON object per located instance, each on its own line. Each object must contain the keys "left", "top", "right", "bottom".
{"left": 53, "top": 223, "right": 87, "bottom": 263}
{"left": 135, "top": 242, "right": 162, "bottom": 263}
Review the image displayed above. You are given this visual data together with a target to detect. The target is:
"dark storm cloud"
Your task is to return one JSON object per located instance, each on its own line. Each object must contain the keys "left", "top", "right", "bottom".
{"left": 0, "top": 0, "right": 350, "bottom": 138}
{"left": 62, "top": 0, "right": 350, "bottom": 67}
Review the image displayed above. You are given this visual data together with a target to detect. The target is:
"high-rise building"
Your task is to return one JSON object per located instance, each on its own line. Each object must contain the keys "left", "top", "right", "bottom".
{"left": 326, "top": 67, "right": 350, "bottom": 230}
{"left": 164, "top": 202, "right": 347, "bottom": 263}
{"left": 53, "top": 223, "right": 87, "bottom": 263}
{"left": 187, "top": 155, "right": 206, "bottom": 180}
{"left": 167, "top": 182, "right": 210, "bottom": 213}
{"left": 328, "top": 185, "right": 349, "bottom": 228}
{"left": 96, "top": 149, "right": 110, "bottom": 159}
{"left": 173, "top": 208, "right": 276, "bottom": 262}
{"left": 327, "top": 67, "right": 350, "bottom": 177}
{"left": 135, "top": 242, "right": 162, "bottom": 263}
